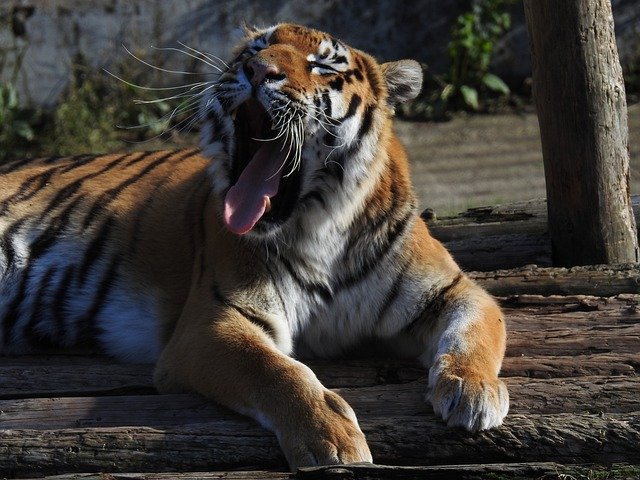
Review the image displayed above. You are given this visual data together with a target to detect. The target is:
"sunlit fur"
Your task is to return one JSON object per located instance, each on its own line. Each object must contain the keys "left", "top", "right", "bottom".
{"left": 0, "top": 24, "right": 508, "bottom": 470}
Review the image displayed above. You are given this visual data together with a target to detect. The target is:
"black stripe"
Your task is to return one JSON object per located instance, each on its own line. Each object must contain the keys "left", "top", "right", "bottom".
{"left": 59, "top": 153, "right": 127, "bottom": 174}
{"left": 81, "top": 150, "right": 191, "bottom": 229}
{"left": 328, "top": 77, "right": 344, "bottom": 91}
{"left": 335, "top": 208, "right": 413, "bottom": 291}
{"left": 211, "top": 284, "right": 276, "bottom": 338}
{"left": 76, "top": 256, "right": 120, "bottom": 346}
{"left": 78, "top": 217, "right": 114, "bottom": 284}
{"left": 180, "top": 174, "right": 211, "bottom": 262}
{"left": 278, "top": 255, "right": 332, "bottom": 302}
{"left": 341, "top": 94, "right": 362, "bottom": 120}
{"left": 0, "top": 156, "right": 38, "bottom": 174}
{"left": 403, "top": 273, "right": 464, "bottom": 333}
{"left": 124, "top": 151, "right": 156, "bottom": 167}
{"left": 55, "top": 154, "right": 99, "bottom": 172}
{"left": 52, "top": 266, "right": 75, "bottom": 341}
{"left": 376, "top": 262, "right": 411, "bottom": 323}
{"left": 2, "top": 198, "right": 83, "bottom": 343}
{"left": 39, "top": 154, "right": 134, "bottom": 222}
{"left": 321, "top": 91, "right": 332, "bottom": 118}
{"left": 0, "top": 218, "right": 28, "bottom": 272}
{"left": 24, "top": 266, "right": 57, "bottom": 347}
{"left": 300, "top": 190, "right": 326, "bottom": 209}
{"left": 0, "top": 166, "right": 60, "bottom": 215}
{"left": 358, "top": 104, "right": 376, "bottom": 138}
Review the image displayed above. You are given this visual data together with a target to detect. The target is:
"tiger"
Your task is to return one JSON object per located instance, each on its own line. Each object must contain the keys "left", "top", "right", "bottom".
{"left": 0, "top": 23, "right": 508, "bottom": 469}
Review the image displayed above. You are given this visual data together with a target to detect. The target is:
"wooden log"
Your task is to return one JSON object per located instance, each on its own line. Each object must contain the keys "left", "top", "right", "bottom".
{"left": 1, "top": 375, "right": 637, "bottom": 431}
{"left": 25, "top": 462, "right": 625, "bottom": 480}
{"left": 1, "top": 413, "right": 638, "bottom": 476}
{"left": 0, "top": 351, "right": 638, "bottom": 401}
{"left": 471, "top": 264, "right": 640, "bottom": 297}
{"left": 296, "top": 462, "right": 639, "bottom": 480}
{"left": 20, "top": 473, "right": 291, "bottom": 480}
{"left": 1, "top": 350, "right": 638, "bottom": 401}
{"left": 523, "top": 0, "right": 638, "bottom": 266}
{"left": 423, "top": 196, "right": 640, "bottom": 271}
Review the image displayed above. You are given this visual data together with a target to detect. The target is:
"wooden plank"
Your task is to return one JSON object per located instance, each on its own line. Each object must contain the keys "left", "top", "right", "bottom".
{"left": 1, "top": 351, "right": 638, "bottom": 401}
{"left": 296, "top": 462, "right": 640, "bottom": 480}
{"left": 424, "top": 196, "right": 640, "bottom": 271}
{"left": 24, "top": 462, "right": 630, "bottom": 480}
{"left": 523, "top": 0, "right": 638, "bottom": 266}
{"left": 20, "top": 473, "right": 291, "bottom": 480}
{"left": 471, "top": 264, "right": 640, "bottom": 296}
{"left": 2, "top": 413, "right": 638, "bottom": 476}
{"left": 1, "top": 375, "right": 638, "bottom": 431}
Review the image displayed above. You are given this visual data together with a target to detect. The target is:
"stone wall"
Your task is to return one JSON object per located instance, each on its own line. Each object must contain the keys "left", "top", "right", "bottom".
{"left": 1, "top": 0, "right": 638, "bottom": 108}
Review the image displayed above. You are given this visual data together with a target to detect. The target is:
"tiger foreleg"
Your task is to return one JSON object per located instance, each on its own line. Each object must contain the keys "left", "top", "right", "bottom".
{"left": 153, "top": 297, "right": 371, "bottom": 470}
{"left": 411, "top": 276, "right": 509, "bottom": 432}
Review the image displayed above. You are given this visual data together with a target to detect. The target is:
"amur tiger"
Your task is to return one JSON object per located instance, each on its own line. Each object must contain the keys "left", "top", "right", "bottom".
{"left": 0, "top": 23, "right": 508, "bottom": 469}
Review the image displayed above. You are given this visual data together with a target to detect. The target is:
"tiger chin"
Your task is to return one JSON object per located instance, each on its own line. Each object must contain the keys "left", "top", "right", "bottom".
{"left": 0, "top": 24, "right": 508, "bottom": 469}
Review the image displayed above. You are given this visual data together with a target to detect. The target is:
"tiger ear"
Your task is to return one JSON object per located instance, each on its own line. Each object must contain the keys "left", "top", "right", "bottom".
{"left": 380, "top": 60, "right": 423, "bottom": 107}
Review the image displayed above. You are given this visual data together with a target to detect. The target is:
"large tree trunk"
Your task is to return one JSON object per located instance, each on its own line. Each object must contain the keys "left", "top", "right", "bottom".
{"left": 523, "top": 0, "right": 638, "bottom": 266}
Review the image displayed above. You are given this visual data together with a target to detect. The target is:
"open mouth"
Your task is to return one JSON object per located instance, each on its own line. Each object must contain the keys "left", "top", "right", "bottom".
{"left": 223, "top": 98, "right": 302, "bottom": 235}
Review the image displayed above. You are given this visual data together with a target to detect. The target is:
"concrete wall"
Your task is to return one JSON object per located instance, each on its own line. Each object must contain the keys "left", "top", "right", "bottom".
{"left": 1, "top": 0, "right": 638, "bottom": 108}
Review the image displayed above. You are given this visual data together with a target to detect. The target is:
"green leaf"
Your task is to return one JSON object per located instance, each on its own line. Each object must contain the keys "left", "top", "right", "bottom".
{"left": 460, "top": 85, "right": 479, "bottom": 109}
{"left": 13, "top": 120, "right": 34, "bottom": 141}
{"left": 440, "top": 84, "right": 455, "bottom": 101}
{"left": 5, "top": 84, "right": 18, "bottom": 110}
{"left": 482, "top": 73, "right": 510, "bottom": 94}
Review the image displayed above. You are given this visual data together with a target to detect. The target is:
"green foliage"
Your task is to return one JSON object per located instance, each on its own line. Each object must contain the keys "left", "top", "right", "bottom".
{"left": 0, "top": 82, "right": 41, "bottom": 161}
{"left": 41, "top": 59, "right": 178, "bottom": 156}
{"left": 45, "top": 73, "right": 122, "bottom": 156}
{"left": 401, "top": 0, "right": 514, "bottom": 120}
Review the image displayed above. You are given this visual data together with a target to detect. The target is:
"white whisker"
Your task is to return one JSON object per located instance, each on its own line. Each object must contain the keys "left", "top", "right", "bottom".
{"left": 122, "top": 44, "right": 214, "bottom": 75}
{"left": 177, "top": 41, "right": 231, "bottom": 69}
{"left": 151, "top": 45, "right": 224, "bottom": 73}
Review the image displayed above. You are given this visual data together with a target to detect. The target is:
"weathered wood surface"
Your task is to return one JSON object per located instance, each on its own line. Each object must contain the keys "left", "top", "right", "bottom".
{"left": 471, "top": 264, "right": 640, "bottom": 297}
{"left": 524, "top": 0, "right": 638, "bottom": 266}
{"left": 21, "top": 462, "right": 634, "bottom": 480}
{"left": 424, "top": 196, "right": 640, "bottom": 271}
{"left": 1, "top": 375, "right": 638, "bottom": 430}
{"left": 2, "top": 413, "right": 639, "bottom": 476}
{"left": 1, "top": 294, "right": 638, "bottom": 478}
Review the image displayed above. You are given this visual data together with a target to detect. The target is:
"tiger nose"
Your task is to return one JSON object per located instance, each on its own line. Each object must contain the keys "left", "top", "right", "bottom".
{"left": 243, "top": 58, "right": 283, "bottom": 86}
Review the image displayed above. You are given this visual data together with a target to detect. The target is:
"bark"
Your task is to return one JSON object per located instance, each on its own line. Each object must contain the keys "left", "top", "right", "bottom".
{"left": 471, "top": 264, "right": 640, "bottom": 296}
{"left": 423, "top": 196, "right": 640, "bottom": 272}
{"left": 24, "top": 463, "right": 621, "bottom": 480}
{"left": 1, "top": 375, "right": 638, "bottom": 431}
{"left": 2, "top": 414, "right": 639, "bottom": 476}
{"left": 523, "top": 0, "right": 638, "bottom": 266}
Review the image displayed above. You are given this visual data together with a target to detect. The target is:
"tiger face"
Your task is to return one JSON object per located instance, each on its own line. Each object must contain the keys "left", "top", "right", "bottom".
{"left": 199, "top": 23, "right": 422, "bottom": 238}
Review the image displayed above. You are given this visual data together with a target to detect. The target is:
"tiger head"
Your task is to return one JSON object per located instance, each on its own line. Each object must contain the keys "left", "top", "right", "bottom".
{"left": 200, "top": 23, "right": 423, "bottom": 238}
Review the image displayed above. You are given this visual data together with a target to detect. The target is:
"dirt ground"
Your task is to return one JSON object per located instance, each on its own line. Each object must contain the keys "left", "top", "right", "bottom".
{"left": 397, "top": 102, "right": 640, "bottom": 216}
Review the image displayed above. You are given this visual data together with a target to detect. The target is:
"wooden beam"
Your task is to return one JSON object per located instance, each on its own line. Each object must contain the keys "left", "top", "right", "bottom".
{"left": 2, "top": 413, "right": 638, "bottom": 476}
{"left": 424, "top": 196, "right": 640, "bottom": 272}
{"left": 522, "top": 0, "right": 638, "bottom": 266}
{"left": 17, "top": 462, "right": 637, "bottom": 480}
{"left": 1, "top": 375, "right": 637, "bottom": 431}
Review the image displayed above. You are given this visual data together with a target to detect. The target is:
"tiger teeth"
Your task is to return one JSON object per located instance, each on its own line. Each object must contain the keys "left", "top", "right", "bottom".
{"left": 231, "top": 110, "right": 237, "bottom": 120}
{"left": 265, "top": 197, "right": 272, "bottom": 213}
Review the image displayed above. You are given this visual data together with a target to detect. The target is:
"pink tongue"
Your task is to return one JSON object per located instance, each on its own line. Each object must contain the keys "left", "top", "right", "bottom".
{"left": 224, "top": 142, "right": 286, "bottom": 235}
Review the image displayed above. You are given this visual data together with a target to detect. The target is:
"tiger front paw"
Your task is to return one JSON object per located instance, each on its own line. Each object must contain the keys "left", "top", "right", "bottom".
{"left": 426, "top": 354, "right": 509, "bottom": 432}
{"left": 278, "top": 389, "right": 372, "bottom": 470}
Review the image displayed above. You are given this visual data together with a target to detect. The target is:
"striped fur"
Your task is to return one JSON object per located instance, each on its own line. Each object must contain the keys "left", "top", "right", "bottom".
{"left": 0, "top": 24, "right": 508, "bottom": 469}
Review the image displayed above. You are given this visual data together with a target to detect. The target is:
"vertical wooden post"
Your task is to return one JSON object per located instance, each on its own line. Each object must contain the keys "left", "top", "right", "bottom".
{"left": 523, "top": 0, "right": 638, "bottom": 266}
